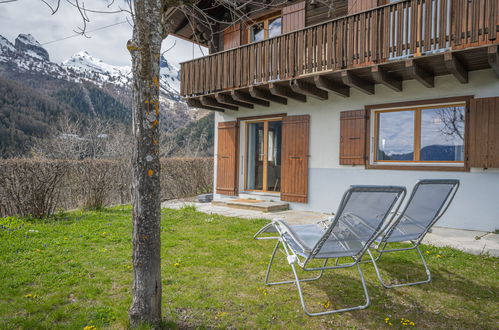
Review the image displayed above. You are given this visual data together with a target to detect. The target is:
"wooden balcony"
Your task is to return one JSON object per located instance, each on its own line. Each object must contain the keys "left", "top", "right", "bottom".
{"left": 180, "top": 0, "right": 499, "bottom": 111}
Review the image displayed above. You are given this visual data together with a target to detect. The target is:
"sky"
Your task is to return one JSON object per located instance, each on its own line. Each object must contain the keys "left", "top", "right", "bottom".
{"left": 0, "top": 0, "right": 207, "bottom": 67}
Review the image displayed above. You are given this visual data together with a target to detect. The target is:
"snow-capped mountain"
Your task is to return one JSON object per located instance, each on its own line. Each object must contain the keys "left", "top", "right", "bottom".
{"left": 61, "top": 50, "right": 181, "bottom": 98}
{"left": 0, "top": 33, "right": 208, "bottom": 125}
{"left": 0, "top": 33, "right": 210, "bottom": 156}
{"left": 15, "top": 34, "right": 50, "bottom": 61}
{"left": 0, "top": 33, "right": 182, "bottom": 101}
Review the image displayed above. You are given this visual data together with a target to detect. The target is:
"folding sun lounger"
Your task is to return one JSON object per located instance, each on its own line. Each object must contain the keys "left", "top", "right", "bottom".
{"left": 366, "top": 179, "right": 460, "bottom": 288}
{"left": 254, "top": 185, "right": 406, "bottom": 316}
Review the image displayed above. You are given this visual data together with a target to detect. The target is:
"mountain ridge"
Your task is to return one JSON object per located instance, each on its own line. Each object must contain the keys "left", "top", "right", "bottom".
{"left": 0, "top": 33, "right": 209, "bottom": 157}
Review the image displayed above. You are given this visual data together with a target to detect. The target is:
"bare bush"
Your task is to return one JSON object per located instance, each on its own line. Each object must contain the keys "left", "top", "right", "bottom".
{"left": 0, "top": 159, "right": 68, "bottom": 218}
{"left": 0, "top": 157, "right": 213, "bottom": 218}
{"left": 160, "top": 158, "right": 213, "bottom": 200}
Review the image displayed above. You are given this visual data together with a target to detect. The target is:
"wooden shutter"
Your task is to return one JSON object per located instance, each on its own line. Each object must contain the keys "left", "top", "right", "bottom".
{"left": 340, "top": 110, "right": 367, "bottom": 165}
{"left": 469, "top": 97, "right": 499, "bottom": 169}
{"left": 281, "top": 115, "right": 309, "bottom": 203}
{"left": 282, "top": 1, "right": 306, "bottom": 34}
{"left": 223, "top": 24, "right": 241, "bottom": 50}
{"left": 216, "top": 121, "right": 238, "bottom": 195}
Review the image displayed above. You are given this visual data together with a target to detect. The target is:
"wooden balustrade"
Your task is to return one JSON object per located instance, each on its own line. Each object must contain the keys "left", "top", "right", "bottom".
{"left": 180, "top": 0, "right": 498, "bottom": 97}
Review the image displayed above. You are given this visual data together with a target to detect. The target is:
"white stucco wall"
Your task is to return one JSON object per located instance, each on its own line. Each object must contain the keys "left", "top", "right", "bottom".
{"left": 213, "top": 69, "right": 499, "bottom": 231}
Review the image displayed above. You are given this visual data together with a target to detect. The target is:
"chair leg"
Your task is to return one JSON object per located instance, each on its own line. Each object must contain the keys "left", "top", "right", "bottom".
{"left": 290, "top": 261, "right": 371, "bottom": 316}
{"left": 265, "top": 240, "right": 328, "bottom": 286}
{"left": 367, "top": 246, "right": 431, "bottom": 289}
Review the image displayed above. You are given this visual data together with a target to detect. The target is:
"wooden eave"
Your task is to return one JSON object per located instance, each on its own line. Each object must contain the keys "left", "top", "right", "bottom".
{"left": 178, "top": 0, "right": 499, "bottom": 111}
{"left": 184, "top": 44, "right": 499, "bottom": 112}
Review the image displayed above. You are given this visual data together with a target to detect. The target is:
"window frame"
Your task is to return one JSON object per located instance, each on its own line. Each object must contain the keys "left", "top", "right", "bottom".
{"left": 243, "top": 117, "right": 283, "bottom": 193}
{"left": 366, "top": 96, "right": 472, "bottom": 172}
{"left": 247, "top": 12, "right": 282, "bottom": 43}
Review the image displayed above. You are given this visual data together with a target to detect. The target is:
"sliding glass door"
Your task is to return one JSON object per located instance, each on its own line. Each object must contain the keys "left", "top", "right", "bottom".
{"left": 246, "top": 119, "right": 282, "bottom": 192}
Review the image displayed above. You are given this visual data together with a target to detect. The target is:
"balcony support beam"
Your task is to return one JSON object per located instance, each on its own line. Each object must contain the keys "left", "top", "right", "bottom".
{"left": 186, "top": 98, "right": 224, "bottom": 112}
{"left": 341, "top": 71, "right": 374, "bottom": 95}
{"left": 405, "top": 59, "right": 434, "bottom": 88}
{"left": 444, "top": 53, "right": 468, "bottom": 84}
{"left": 371, "top": 65, "right": 402, "bottom": 92}
{"left": 313, "top": 76, "right": 350, "bottom": 98}
{"left": 290, "top": 79, "right": 328, "bottom": 100}
{"left": 200, "top": 96, "right": 238, "bottom": 111}
{"left": 249, "top": 86, "right": 287, "bottom": 105}
{"left": 215, "top": 92, "right": 254, "bottom": 109}
{"left": 231, "top": 90, "right": 270, "bottom": 107}
{"left": 269, "top": 83, "right": 307, "bottom": 103}
{"left": 488, "top": 46, "right": 499, "bottom": 78}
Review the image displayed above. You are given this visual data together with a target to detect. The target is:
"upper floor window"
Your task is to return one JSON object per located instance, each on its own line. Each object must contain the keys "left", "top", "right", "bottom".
{"left": 372, "top": 103, "right": 466, "bottom": 165}
{"left": 249, "top": 15, "right": 282, "bottom": 43}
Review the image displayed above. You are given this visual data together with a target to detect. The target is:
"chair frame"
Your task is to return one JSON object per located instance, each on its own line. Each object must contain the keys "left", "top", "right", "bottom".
{"left": 255, "top": 185, "right": 406, "bottom": 316}
{"left": 366, "top": 179, "right": 460, "bottom": 288}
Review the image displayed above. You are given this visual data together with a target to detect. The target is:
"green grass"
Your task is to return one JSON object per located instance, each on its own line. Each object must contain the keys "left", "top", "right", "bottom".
{"left": 0, "top": 206, "right": 497, "bottom": 329}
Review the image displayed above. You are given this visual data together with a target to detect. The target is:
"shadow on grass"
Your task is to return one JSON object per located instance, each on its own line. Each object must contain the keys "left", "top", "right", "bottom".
{"left": 259, "top": 245, "right": 496, "bottom": 328}
{"left": 369, "top": 250, "right": 497, "bottom": 303}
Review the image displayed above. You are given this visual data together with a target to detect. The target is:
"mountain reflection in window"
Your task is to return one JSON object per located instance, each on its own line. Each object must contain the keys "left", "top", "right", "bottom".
{"left": 376, "top": 104, "right": 465, "bottom": 163}
{"left": 420, "top": 106, "right": 465, "bottom": 161}
{"left": 377, "top": 111, "right": 415, "bottom": 160}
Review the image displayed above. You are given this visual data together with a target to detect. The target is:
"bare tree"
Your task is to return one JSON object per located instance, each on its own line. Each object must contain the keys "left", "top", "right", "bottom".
{"left": 437, "top": 106, "right": 465, "bottom": 141}
{"left": 31, "top": 114, "right": 85, "bottom": 159}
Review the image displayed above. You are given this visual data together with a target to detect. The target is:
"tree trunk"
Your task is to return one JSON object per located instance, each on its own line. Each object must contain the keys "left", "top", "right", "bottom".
{"left": 128, "top": 0, "right": 164, "bottom": 327}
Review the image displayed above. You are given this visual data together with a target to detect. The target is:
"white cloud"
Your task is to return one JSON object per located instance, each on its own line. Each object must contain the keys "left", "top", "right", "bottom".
{"left": 0, "top": 0, "right": 206, "bottom": 67}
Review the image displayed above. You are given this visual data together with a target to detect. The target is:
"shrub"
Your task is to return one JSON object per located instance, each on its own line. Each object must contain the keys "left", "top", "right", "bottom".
{"left": 0, "top": 158, "right": 213, "bottom": 218}
{"left": 0, "top": 159, "right": 67, "bottom": 218}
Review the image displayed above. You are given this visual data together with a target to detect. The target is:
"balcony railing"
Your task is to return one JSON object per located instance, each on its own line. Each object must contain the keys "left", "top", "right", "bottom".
{"left": 180, "top": 0, "right": 498, "bottom": 97}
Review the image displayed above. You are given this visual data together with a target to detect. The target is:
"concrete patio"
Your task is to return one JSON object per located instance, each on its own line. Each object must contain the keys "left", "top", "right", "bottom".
{"left": 161, "top": 200, "right": 499, "bottom": 257}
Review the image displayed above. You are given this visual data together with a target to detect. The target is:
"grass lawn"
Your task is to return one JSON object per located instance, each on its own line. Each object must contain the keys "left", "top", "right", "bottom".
{"left": 0, "top": 205, "right": 497, "bottom": 329}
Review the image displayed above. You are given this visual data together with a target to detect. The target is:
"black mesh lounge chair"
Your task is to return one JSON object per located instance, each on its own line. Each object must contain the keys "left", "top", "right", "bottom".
{"left": 366, "top": 179, "right": 460, "bottom": 288}
{"left": 254, "top": 185, "right": 406, "bottom": 316}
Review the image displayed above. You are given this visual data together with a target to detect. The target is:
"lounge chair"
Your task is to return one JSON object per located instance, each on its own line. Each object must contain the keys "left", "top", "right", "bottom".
{"left": 254, "top": 185, "right": 406, "bottom": 316}
{"left": 366, "top": 179, "right": 460, "bottom": 288}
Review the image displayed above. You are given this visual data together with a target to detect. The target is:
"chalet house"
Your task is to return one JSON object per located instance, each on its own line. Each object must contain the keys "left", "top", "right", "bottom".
{"left": 168, "top": 0, "right": 499, "bottom": 232}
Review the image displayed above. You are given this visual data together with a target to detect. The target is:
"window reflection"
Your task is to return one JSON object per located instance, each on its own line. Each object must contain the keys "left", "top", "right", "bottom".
{"left": 246, "top": 122, "right": 264, "bottom": 190}
{"left": 268, "top": 17, "right": 282, "bottom": 38}
{"left": 250, "top": 22, "right": 265, "bottom": 42}
{"left": 249, "top": 15, "right": 282, "bottom": 43}
{"left": 420, "top": 106, "right": 465, "bottom": 161}
{"left": 377, "top": 111, "right": 415, "bottom": 161}
{"left": 267, "top": 121, "right": 281, "bottom": 192}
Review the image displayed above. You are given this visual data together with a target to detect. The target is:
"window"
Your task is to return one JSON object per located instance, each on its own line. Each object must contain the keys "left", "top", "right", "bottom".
{"left": 249, "top": 15, "right": 282, "bottom": 43}
{"left": 372, "top": 103, "right": 466, "bottom": 166}
{"left": 245, "top": 119, "right": 282, "bottom": 192}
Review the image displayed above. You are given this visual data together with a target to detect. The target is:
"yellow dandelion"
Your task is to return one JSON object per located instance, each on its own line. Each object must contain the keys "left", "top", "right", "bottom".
{"left": 410, "top": 321, "right": 415, "bottom": 326}
{"left": 436, "top": 254, "right": 442, "bottom": 258}
{"left": 84, "top": 326, "right": 97, "bottom": 330}
{"left": 173, "top": 262, "right": 181, "bottom": 268}
{"left": 216, "top": 311, "right": 227, "bottom": 318}
{"left": 426, "top": 250, "right": 430, "bottom": 254}
{"left": 318, "top": 300, "right": 331, "bottom": 309}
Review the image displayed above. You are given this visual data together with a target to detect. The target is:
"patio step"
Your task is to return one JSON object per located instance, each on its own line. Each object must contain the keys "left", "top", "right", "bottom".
{"left": 212, "top": 199, "right": 289, "bottom": 212}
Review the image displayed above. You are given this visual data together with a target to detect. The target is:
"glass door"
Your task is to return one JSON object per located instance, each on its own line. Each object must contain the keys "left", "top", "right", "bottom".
{"left": 246, "top": 119, "right": 282, "bottom": 192}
